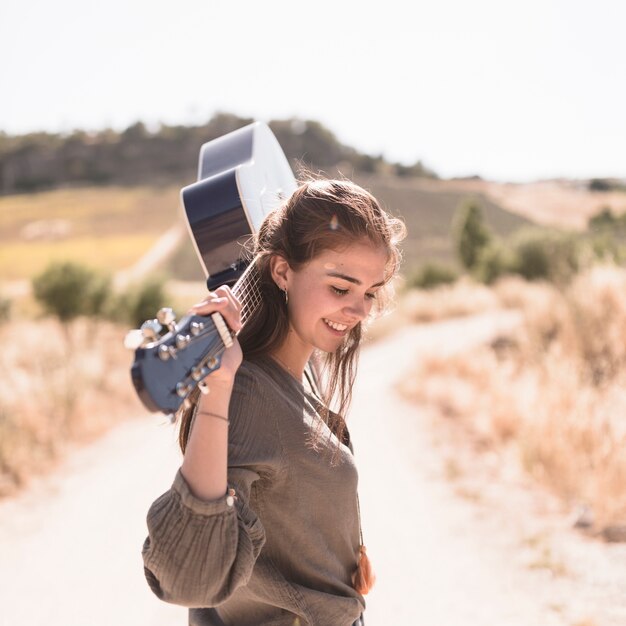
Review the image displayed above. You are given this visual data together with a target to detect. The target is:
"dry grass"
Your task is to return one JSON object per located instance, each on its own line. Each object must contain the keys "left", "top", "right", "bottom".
{"left": 400, "top": 265, "right": 626, "bottom": 530}
{"left": 0, "top": 318, "right": 144, "bottom": 496}
{"left": 0, "top": 233, "right": 158, "bottom": 280}
{"left": 0, "top": 185, "right": 181, "bottom": 280}
{"left": 400, "top": 277, "right": 502, "bottom": 323}
{"left": 0, "top": 185, "right": 180, "bottom": 239}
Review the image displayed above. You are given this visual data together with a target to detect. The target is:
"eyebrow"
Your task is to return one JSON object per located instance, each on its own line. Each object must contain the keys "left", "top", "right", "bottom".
{"left": 326, "top": 271, "right": 385, "bottom": 288}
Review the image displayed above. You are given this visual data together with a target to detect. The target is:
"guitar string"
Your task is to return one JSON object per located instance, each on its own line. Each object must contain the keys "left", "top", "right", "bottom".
{"left": 152, "top": 259, "right": 264, "bottom": 403}
{"left": 179, "top": 260, "right": 263, "bottom": 376}
{"left": 174, "top": 261, "right": 262, "bottom": 349}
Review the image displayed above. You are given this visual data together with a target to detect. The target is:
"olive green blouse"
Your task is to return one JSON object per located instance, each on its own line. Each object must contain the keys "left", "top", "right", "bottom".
{"left": 142, "top": 356, "right": 365, "bottom": 626}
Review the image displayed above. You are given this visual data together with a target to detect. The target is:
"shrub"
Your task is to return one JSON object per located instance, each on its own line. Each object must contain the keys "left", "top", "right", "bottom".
{"left": 588, "top": 206, "right": 616, "bottom": 231}
{"left": 85, "top": 273, "right": 113, "bottom": 317}
{"left": 0, "top": 294, "right": 10, "bottom": 323}
{"left": 33, "top": 262, "right": 88, "bottom": 322}
{"left": 589, "top": 231, "right": 623, "bottom": 264}
{"left": 115, "top": 277, "right": 170, "bottom": 328}
{"left": 589, "top": 178, "right": 614, "bottom": 192}
{"left": 453, "top": 199, "right": 492, "bottom": 270}
{"left": 474, "top": 242, "right": 516, "bottom": 285}
{"left": 32, "top": 261, "right": 111, "bottom": 323}
{"left": 509, "top": 228, "right": 583, "bottom": 284}
{"left": 407, "top": 262, "right": 459, "bottom": 290}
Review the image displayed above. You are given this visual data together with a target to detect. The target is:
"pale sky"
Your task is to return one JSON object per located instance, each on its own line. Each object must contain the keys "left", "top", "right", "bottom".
{"left": 1, "top": 0, "right": 625, "bottom": 182}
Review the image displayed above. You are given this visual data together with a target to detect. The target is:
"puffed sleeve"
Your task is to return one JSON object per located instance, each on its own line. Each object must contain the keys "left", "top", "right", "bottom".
{"left": 141, "top": 363, "right": 283, "bottom": 608}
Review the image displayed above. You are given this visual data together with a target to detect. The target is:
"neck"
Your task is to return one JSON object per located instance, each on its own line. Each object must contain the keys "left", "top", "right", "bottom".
{"left": 270, "top": 335, "right": 313, "bottom": 381}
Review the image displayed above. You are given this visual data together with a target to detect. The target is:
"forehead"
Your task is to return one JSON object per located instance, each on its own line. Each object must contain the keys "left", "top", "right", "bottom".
{"left": 309, "top": 241, "right": 388, "bottom": 282}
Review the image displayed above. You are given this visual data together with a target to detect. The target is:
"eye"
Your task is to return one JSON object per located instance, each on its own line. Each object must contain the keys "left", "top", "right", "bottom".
{"left": 331, "top": 286, "right": 349, "bottom": 296}
{"left": 365, "top": 292, "right": 377, "bottom": 301}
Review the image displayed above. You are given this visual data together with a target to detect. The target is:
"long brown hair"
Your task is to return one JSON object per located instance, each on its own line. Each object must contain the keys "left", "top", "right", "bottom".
{"left": 179, "top": 178, "right": 406, "bottom": 452}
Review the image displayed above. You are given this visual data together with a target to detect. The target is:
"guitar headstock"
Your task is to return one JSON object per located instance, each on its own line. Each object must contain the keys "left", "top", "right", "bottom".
{"left": 126, "top": 308, "right": 232, "bottom": 417}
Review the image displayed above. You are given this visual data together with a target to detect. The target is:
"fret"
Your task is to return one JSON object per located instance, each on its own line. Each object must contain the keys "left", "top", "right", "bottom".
{"left": 231, "top": 257, "right": 262, "bottom": 327}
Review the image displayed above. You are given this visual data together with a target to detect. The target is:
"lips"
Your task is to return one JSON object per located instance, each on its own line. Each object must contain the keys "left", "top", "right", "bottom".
{"left": 323, "top": 318, "right": 348, "bottom": 332}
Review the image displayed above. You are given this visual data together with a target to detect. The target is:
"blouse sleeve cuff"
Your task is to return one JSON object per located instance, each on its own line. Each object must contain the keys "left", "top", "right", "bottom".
{"left": 172, "top": 468, "right": 236, "bottom": 516}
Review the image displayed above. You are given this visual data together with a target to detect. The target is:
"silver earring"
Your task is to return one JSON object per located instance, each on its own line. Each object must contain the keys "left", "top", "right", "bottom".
{"left": 283, "top": 287, "right": 289, "bottom": 304}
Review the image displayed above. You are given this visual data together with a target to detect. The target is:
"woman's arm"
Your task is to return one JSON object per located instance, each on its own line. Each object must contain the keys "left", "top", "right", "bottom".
{"left": 179, "top": 285, "right": 242, "bottom": 502}
{"left": 142, "top": 286, "right": 268, "bottom": 608}
{"left": 180, "top": 379, "right": 233, "bottom": 500}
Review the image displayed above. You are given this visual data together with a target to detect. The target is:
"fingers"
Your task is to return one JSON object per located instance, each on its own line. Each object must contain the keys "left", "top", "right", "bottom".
{"left": 189, "top": 285, "right": 242, "bottom": 333}
{"left": 215, "top": 285, "right": 242, "bottom": 314}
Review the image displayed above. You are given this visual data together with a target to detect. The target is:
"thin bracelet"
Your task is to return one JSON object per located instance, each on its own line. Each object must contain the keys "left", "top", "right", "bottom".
{"left": 196, "top": 410, "right": 230, "bottom": 424}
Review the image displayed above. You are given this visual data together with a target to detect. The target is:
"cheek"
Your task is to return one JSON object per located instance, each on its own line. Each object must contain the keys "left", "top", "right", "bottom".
{"left": 290, "top": 285, "right": 333, "bottom": 324}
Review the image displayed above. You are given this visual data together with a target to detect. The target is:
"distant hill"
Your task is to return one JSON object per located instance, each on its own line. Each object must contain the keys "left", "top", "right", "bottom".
{"left": 6, "top": 112, "right": 622, "bottom": 283}
{"left": 0, "top": 113, "right": 436, "bottom": 195}
{"left": 443, "top": 178, "right": 626, "bottom": 231}
{"left": 352, "top": 174, "right": 533, "bottom": 271}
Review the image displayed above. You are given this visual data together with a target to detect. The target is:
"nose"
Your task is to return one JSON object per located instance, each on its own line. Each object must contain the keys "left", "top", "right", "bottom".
{"left": 343, "top": 298, "right": 369, "bottom": 321}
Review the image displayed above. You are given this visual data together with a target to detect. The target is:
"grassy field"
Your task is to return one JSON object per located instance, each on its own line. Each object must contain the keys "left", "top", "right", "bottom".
{"left": 0, "top": 317, "right": 145, "bottom": 495}
{"left": 356, "top": 174, "right": 534, "bottom": 270}
{"left": 4, "top": 176, "right": 624, "bottom": 284}
{"left": 0, "top": 185, "right": 182, "bottom": 280}
{"left": 399, "top": 269, "right": 626, "bottom": 531}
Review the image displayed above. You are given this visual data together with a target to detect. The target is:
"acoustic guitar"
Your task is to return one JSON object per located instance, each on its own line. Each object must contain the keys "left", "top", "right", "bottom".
{"left": 127, "top": 122, "right": 297, "bottom": 416}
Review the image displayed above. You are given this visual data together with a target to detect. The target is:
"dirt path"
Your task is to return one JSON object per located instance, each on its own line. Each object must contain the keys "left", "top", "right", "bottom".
{"left": 0, "top": 415, "right": 185, "bottom": 626}
{"left": 1, "top": 310, "right": 624, "bottom": 625}
{"left": 351, "top": 312, "right": 626, "bottom": 626}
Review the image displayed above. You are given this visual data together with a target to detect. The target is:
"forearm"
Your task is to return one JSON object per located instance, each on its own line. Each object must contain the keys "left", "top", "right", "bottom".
{"left": 180, "top": 379, "right": 233, "bottom": 501}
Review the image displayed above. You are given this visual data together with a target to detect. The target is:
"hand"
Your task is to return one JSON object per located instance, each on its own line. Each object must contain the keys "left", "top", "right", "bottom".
{"left": 189, "top": 285, "right": 243, "bottom": 385}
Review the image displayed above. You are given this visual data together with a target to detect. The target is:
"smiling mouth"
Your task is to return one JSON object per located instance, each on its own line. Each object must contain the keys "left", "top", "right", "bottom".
{"left": 323, "top": 318, "right": 348, "bottom": 332}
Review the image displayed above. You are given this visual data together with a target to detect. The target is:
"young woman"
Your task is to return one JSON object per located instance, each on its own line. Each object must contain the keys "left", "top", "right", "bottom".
{"left": 142, "top": 179, "right": 406, "bottom": 626}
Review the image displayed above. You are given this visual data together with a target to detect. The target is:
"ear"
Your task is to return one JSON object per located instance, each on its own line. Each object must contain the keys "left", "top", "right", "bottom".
{"left": 269, "top": 254, "right": 291, "bottom": 291}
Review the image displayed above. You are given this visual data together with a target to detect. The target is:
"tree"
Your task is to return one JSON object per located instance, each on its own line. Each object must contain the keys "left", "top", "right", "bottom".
{"left": 33, "top": 262, "right": 96, "bottom": 323}
{"left": 453, "top": 200, "right": 492, "bottom": 271}
{"left": 0, "top": 292, "right": 10, "bottom": 323}
{"left": 509, "top": 228, "right": 582, "bottom": 284}
{"left": 115, "top": 277, "right": 170, "bottom": 328}
{"left": 588, "top": 206, "right": 616, "bottom": 231}
{"left": 408, "top": 262, "right": 459, "bottom": 289}
{"left": 32, "top": 261, "right": 112, "bottom": 330}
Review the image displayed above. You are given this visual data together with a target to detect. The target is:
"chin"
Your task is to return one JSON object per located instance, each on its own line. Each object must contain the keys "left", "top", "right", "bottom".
{"left": 316, "top": 337, "right": 346, "bottom": 354}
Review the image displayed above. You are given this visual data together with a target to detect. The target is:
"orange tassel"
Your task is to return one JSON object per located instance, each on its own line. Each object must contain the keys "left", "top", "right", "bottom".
{"left": 352, "top": 544, "right": 376, "bottom": 595}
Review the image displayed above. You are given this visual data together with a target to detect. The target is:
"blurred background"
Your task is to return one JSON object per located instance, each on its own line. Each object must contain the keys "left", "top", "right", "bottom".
{"left": 1, "top": 1, "right": 626, "bottom": 625}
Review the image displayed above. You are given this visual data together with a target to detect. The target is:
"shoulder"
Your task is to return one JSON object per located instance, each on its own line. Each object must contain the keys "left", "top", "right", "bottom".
{"left": 229, "top": 356, "right": 305, "bottom": 442}
{"left": 227, "top": 359, "right": 287, "bottom": 471}
{"left": 233, "top": 356, "right": 299, "bottom": 402}
{"left": 231, "top": 358, "right": 278, "bottom": 404}
{"left": 228, "top": 358, "right": 284, "bottom": 438}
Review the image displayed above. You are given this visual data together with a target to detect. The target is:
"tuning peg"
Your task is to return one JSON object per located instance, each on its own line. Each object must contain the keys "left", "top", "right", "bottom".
{"left": 198, "top": 380, "right": 210, "bottom": 395}
{"left": 176, "top": 381, "right": 191, "bottom": 398}
{"left": 124, "top": 329, "right": 146, "bottom": 350}
{"left": 176, "top": 333, "right": 191, "bottom": 349}
{"left": 190, "top": 321, "right": 205, "bottom": 336}
{"left": 157, "top": 307, "right": 177, "bottom": 332}
{"left": 191, "top": 365, "right": 209, "bottom": 380}
{"left": 140, "top": 319, "right": 162, "bottom": 342}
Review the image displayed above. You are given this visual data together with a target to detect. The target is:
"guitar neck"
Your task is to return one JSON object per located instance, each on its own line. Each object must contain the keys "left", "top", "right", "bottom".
{"left": 231, "top": 258, "right": 262, "bottom": 327}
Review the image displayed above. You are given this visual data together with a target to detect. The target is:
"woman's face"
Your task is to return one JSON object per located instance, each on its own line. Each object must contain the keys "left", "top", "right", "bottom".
{"left": 282, "top": 239, "right": 388, "bottom": 356}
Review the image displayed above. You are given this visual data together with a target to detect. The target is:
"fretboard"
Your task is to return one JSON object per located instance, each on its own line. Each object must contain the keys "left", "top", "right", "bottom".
{"left": 231, "top": 257, "right": 262, "bottom": 327}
